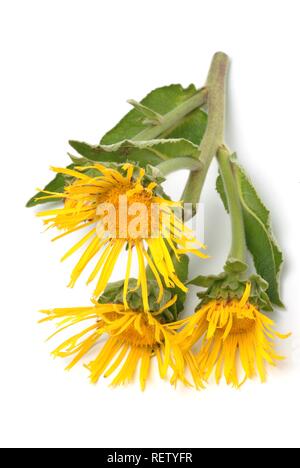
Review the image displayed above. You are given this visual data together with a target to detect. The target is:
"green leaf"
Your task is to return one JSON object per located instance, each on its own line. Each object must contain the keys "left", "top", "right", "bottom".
{"left": 216, "top": 161, "right": 284, "bottom": 307}
{"left": 28, "top": 85, "right": 207, "bottom": 207}
{"left": 163, "top": 108, "right": 208, "bottom": 146}
{"left": 216, "top": 173, "right": 229, "bottom": 212}
{"left": 100, "top": 84, "right": 202, "bottom": 144}
{"left": 167, "top": 253, "right": 189, "bottom": 318}
{"left": 145, "top": 247, "right": 189, "bottom": 319}
{"left": 69, "top": 138, "right": 199, "bottom": 167}
{"left": 172, "top": 253, "right": 189, "bottom": 285}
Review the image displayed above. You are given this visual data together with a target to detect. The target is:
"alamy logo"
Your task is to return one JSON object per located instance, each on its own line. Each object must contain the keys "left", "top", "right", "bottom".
{"left": 96, "top": 195, "right": 205, "bottom": 242}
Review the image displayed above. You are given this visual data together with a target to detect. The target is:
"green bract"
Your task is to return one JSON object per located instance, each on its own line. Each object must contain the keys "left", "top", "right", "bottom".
{"left": 98, "top": 279, "right": 176, "bottom": 323}
{"left": 190, "top": 271, "right": 273, "bottom": 312}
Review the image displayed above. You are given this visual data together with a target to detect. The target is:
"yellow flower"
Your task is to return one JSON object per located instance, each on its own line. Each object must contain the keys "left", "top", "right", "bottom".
{"left": 40, "top": 297, "right": 203, "bottom": 390}
{"left": 177, "top": 283, "right": 290, "bottom": 387}
{"left": 37, "top": 163, "right": 206, "bottom": 311}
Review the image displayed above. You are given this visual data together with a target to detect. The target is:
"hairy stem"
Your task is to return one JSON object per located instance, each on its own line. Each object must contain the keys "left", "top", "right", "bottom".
{"left": 182, "top": 52, "right": 230, "bottom": 216}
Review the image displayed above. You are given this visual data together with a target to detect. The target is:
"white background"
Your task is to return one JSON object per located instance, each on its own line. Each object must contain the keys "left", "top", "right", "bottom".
{"left": 1, "top": 0, "right": 300, "bottom": 449}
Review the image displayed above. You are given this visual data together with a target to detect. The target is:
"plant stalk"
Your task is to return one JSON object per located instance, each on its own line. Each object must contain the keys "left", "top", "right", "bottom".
{"left": 182, "top": 52, "right": 230, "bottom": 216}
{"left": 157, "top": 157, "right": 203, "bottom": 177}
{"left": 217, "top": 146, "right": 246, "bottom": 263}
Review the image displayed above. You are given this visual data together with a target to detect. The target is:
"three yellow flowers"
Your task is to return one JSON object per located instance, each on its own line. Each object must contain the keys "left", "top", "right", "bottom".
{"left": 28, "top": 54, "right": 290, "bottom": 390}
{"left": 35, "top": 163, "right": 288, "bottom": 390}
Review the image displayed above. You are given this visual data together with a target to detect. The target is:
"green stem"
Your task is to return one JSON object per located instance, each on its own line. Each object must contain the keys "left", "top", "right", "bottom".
{"left": 182, "top": 52, "right": 229, "bottom": 216}
{"left": 132, "top": 88, "right": 208, "bottom": 141}
{"left": 157, "top": 157, "right": 202, "bottom": 177}
{"left": 217, "top": 146, "right": 246, "bottom": 263}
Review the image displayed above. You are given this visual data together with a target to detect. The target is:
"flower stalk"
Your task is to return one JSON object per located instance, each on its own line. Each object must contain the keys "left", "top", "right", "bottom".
{"left": 217, "top": 146, "right": 246, "bottom": 264}
{"left": 182, "top": 52, "right": 230, "bottom": 214}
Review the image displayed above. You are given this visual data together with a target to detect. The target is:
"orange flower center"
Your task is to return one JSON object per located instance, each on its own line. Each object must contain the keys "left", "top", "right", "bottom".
{"left": 100, "top": 312, "right": 161, "bottom": 349}
{"left": 97, "top": 185, "right": 160, "bottom": 240}
{"left": 230, "top": 316, "right": 256, "bottom": 334}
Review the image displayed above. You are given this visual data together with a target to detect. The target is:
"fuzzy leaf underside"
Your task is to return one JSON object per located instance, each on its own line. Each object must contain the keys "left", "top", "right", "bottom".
{"left": 216, "top": 159, "right": 284, "bottom": 307}
{"left": 68, "top": 138, "right": 199, "bottom": 167}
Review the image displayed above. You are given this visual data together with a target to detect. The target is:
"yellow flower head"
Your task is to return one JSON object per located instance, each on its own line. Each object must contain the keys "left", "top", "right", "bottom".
{"left": 40, "top": 295, "right": 202, "bottom": 390}
{"left": 37, "top": 163, "right": 206, "bottom": 311}
{"left": 178, "top": 283, "right": 290, "bottom": 387}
